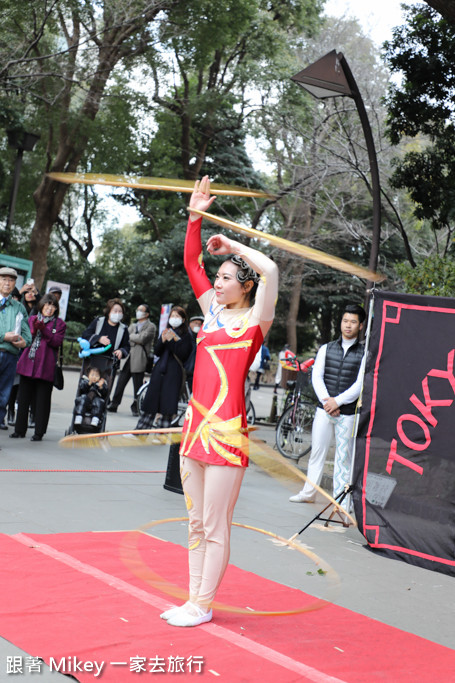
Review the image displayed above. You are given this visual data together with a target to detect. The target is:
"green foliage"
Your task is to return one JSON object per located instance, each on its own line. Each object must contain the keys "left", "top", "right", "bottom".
{"left": 384, "top": 6, "right": 455, "bottom": 143}
{"left": 4, "top": 0, "right": 408, "bottom": 355}
{"left": 384, "top": 5, "right": 455, "bottom": 237}
{"left": 61, "top": 320, "right": 86, "bottom": 365}
{"left": 0, "top": 98, "right": 24, "bottom": 134}
{"left": 390, "top": 143, "right": 455, "bottom": 229}
{"left": 396, "top": 255, "right": 455, "bottom": 297}
{"left": 64, "top": 320, "right": 85, "bottom": 337}
{"left": 84, "top": 78, "right": 147, "bottom": 174}
{"left": 162, "top": 1, "right": 257, "bottom": 67}
{"left": 162, "top": 0, "right": 322, "bottom": 71}
{"left": 0, "top": 93, "right": 34, "bottom": 222}
{"left": 45, "top": 253, "right": 102, "bottom": 325}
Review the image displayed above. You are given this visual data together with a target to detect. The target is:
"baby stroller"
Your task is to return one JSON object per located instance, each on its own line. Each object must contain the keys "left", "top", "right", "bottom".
{"left": 66, "top": 354, "right": 119, "bottom": 435}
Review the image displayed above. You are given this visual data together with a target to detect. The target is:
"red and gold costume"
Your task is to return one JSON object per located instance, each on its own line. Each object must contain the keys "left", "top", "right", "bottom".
{"left": 176, "top": 214, "right": 278, "bottom": 615}
{"left": 180, "top": 217, "right": 278, "bottom": 467}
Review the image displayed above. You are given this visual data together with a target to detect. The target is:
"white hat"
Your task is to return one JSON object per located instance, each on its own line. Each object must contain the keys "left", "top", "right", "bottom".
{"left": 0, "top": 266, "right": 18, "bottom": 279}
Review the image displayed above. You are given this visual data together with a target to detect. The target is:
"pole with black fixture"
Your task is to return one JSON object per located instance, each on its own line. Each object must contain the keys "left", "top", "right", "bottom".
{"left": 291, "top": 50, "right": 381, "bottom": 284}
{"left": 290, "top": 55, "right": 381, "bottom": 526}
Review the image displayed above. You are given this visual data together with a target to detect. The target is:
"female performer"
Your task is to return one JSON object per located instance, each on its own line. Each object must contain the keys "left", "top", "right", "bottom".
{"left": 161, "top": 176, "right": 278, "bottom": 627}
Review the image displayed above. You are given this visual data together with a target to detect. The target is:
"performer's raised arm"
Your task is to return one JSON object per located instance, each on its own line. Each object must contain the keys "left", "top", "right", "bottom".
{"left": 184, "top": 177, "right": 217, "bottom": 308}
{"left": 185, "top": 175, "right": 278, "bottom": 333}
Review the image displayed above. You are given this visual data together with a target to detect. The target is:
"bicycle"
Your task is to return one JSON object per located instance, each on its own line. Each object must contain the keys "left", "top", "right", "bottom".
{"left": 137, "top": 378, "right": 255, "bottom": 427}
{"left": 136, "top": 380, "right": 191, "bottom": 428}
{"left": 275, "top": 357, "right": 316, "bottom": 460}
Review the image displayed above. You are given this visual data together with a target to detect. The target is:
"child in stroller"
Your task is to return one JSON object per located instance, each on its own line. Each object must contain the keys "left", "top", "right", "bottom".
{"left": 74, "top": 366, "right": 108, "bottom": 431}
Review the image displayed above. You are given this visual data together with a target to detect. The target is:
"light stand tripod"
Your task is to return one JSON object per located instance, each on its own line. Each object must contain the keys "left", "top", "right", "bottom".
{"left": 292, "top": 485, "right": 354, "bottom": 537}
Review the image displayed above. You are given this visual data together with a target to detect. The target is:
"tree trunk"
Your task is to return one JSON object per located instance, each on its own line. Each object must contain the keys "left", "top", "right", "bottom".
{"left": 285, "top": 261, "right": 304, "bottom": 354}
{"left": 283, "top": 198, "right": 313, "bottom": 352}
{"left": 319, "top": 307, "right": 332, "bottom": 345}
{"left": 30, "top": 177, "right": 69, "bottom": 288}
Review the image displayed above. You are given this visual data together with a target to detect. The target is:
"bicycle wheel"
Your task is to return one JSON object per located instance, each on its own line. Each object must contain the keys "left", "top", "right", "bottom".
{"left": 246, "top": 401, "right": 256, "bottom": 425}
{"left": 276, "top": 401, "right": 315, "bottom": 459}
{"left": 137, "top": 382, "right": 149, "bottom": 415}
{"left": 172, "top": 399, "right": 188, "bottom": 427}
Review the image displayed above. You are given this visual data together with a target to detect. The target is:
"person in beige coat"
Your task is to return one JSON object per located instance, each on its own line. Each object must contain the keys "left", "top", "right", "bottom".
{"left": 107, "top": 304, "right": 156, "bottom": 416}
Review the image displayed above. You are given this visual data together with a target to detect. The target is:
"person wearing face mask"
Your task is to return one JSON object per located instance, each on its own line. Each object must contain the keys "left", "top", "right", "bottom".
{"left": 107, "top": 304, "right": 156, "bottom": 415}
{"left": 136, "top": 305, "right": 193, "bottom": 429}
{"left": 81, "top": 298, "right": 130, "bottom": 361}
{"left": 184, "top": 315, "right": 204, "bottom": 393}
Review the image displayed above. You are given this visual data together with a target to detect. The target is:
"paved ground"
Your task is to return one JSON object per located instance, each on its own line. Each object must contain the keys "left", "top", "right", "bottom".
{"left": 0, "top": 370, "right": 453, "bottom": 680}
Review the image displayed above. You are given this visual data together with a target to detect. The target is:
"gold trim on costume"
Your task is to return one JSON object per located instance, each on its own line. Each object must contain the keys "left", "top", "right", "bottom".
{"left": 224, "top": 311, "right": 250, "bottom": 338}
{"left": 180, "top": 405, "right": 193, "bottom": 456}
{"left": 208, "top": 415, "right": 247, "bottom": 465}
{"left": 183, "top": 339, "right": 253, "bottom": 462}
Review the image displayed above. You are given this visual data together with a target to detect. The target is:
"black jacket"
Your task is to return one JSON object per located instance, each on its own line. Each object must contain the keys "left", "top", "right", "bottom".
{"left": 321, "top": 337, "right": 364, "bottom": 415}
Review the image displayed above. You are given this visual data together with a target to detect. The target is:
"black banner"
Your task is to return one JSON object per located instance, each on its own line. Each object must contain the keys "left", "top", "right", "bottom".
{"left": 352, "top": 290, "right": 455, "bottom": 576}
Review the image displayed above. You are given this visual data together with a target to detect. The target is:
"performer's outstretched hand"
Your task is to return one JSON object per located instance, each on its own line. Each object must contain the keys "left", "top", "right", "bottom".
{"left": 206, "top": 233, "right": 233, "bottom": 256}
{"left": 189, "top": 175, "right": 216, "bottom": 220}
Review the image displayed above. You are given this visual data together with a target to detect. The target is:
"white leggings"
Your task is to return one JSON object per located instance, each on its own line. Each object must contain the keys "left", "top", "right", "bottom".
{"left": 180, "top": 456, "right": 245, "bottom": 609}
{"left": 302, "top": 407, "right": 355, "bottom": 508}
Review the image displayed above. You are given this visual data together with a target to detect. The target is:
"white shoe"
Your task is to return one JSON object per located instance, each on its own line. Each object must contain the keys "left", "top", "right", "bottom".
{"left": 289, "top": 492, "right": 315, "bottom": 503}
{"left": 167, "top": 605, "right": 212, "bottom": 628}
{"left": 91, "top": 416, "right": 100, "bottom": 426}
{"left": 160, "top": 602, "right": 191, "bottom": 620}
{"left": 74, "top": 415, "right": 82, "bottom": 425}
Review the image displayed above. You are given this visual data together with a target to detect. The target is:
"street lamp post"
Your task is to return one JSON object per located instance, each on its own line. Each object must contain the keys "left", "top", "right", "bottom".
{"left": 4, "top": 130, "right": 40, "bottom": 250}
{"left": 291, "top": 50, "right": 381, "bottom": 280}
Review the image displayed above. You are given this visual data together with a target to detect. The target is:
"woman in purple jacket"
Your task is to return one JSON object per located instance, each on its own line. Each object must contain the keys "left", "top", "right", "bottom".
{"left": 11, "top": 294, "right": 66, "bottom": 441}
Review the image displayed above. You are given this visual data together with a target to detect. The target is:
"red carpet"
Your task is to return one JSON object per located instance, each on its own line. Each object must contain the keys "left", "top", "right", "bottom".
{"left": 0, "top": 531, "right": 453, "bottom": 682}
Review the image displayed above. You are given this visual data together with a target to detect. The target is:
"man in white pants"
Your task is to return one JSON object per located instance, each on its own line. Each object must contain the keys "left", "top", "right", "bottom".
{"left": 289, "top": 304, "right": 366, "bottom": 509}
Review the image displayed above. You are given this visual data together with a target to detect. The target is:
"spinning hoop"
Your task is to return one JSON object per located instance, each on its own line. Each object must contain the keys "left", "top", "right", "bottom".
{"left": 188, "top": 207, "right": 385, "bottom": 282}
{"left": 47, "top": 172, "right": 273, "bottom": 198}
{"left": 120, "top": 517, "right": 340, "bottom": 617}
